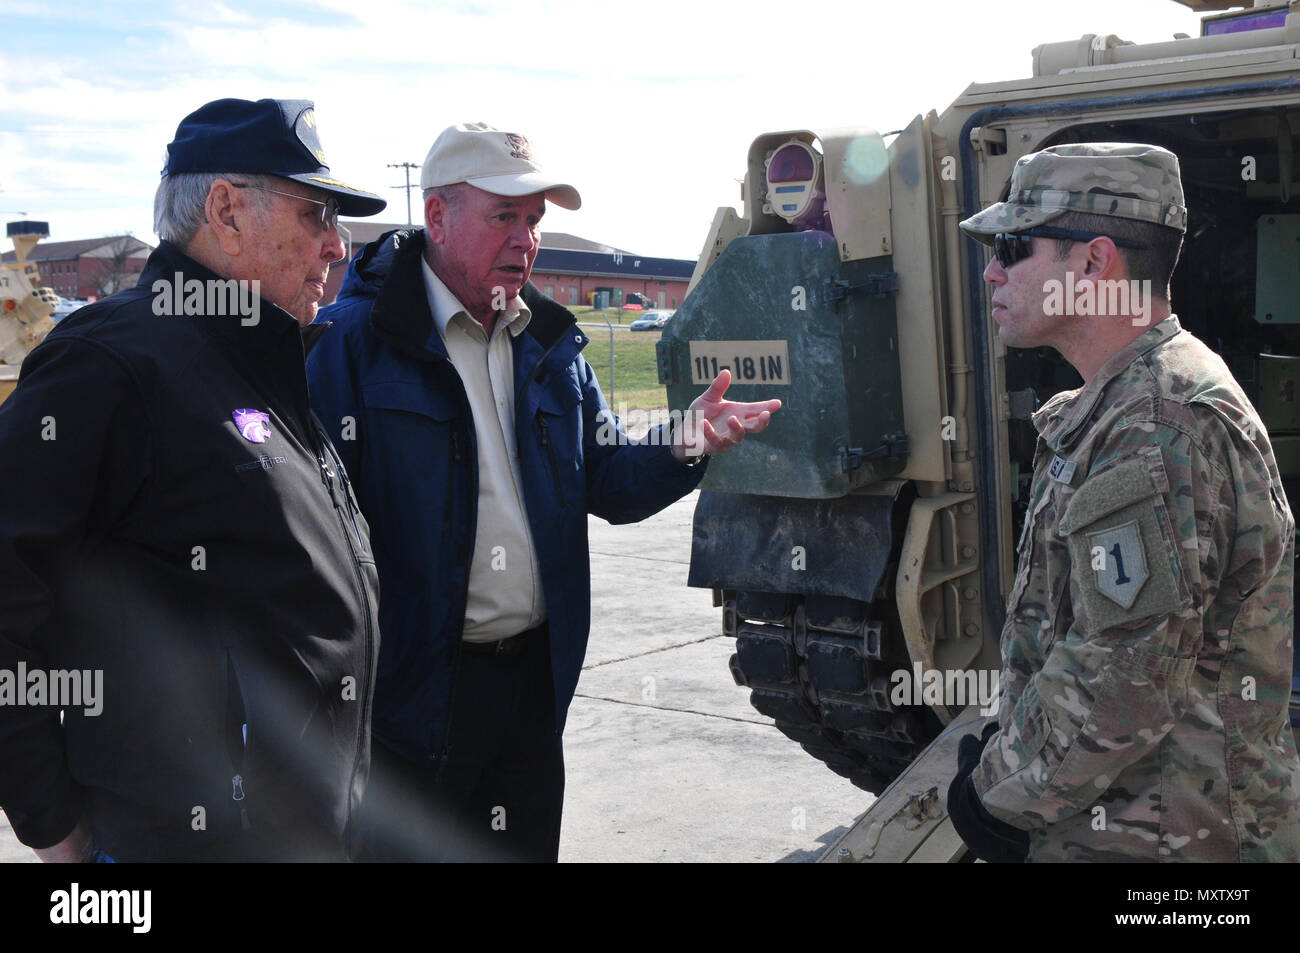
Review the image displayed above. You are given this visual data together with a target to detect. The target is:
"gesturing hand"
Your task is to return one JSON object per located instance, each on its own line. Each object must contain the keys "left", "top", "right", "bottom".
{"left": 672, "top": 368, "right": 782, "bottom": 464}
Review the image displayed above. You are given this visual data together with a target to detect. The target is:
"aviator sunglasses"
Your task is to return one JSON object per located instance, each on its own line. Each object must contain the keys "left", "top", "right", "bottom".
{"left": 230, "top": 182, "right": 341, "bottom": 232}
{"left": 992, "top": 226, "right": 1149, "bottom": 269}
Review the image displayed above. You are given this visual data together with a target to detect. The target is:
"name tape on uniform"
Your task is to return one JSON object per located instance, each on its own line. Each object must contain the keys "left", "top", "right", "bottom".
{"left": 1048, "top": 455, "right": 1078, "bottom": 484}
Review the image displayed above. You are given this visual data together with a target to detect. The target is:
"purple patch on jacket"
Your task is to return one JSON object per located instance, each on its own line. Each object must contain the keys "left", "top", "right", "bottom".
{"left": 233, "top": 409, "right": 272, "bottom": 444}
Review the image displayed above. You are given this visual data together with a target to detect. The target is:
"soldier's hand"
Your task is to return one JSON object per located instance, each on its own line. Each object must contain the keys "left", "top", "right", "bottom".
{"left": 947, "top": 726, "right": 1030, "bottom": 863}
{"left": 673, "top": 368, "right": 782, "bottom": 463}
{"left": 957, "top": 720, "right": 1001, "bottom": 774}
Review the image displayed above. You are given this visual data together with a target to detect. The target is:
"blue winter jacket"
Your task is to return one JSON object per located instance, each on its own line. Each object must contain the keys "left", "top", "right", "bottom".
{"left": 306, "top": 229, "right": 705, "bottom": 765}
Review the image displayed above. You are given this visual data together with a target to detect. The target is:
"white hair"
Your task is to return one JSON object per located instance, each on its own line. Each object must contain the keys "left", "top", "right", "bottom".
{"left": 422, "top": 183, "right": 467, "bottom": 209}
{"left": 153, "top": 169, "right": 276, "bottom": 245}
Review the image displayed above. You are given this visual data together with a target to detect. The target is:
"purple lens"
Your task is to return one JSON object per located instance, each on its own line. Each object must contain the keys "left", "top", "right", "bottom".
{"left": 769, "top": 144, "right": 815, "bottom": 183}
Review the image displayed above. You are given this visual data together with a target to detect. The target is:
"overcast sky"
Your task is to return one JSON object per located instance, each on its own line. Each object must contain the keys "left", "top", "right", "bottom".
{"left": 2, "top": 0, "right": 1209, "bottom": 260}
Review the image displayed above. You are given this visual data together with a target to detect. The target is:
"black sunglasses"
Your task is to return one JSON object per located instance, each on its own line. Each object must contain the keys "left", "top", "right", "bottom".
{"left": 992, "top": 226, "right": 1149, "bottom": 269}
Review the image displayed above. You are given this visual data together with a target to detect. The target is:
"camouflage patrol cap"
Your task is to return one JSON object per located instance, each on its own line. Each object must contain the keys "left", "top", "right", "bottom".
{"left": 960, "top": 142, "right": 1187, "bottom": 243}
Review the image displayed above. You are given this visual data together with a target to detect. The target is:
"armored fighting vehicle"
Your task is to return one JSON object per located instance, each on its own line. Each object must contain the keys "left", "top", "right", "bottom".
{"left": 0, "top": 221, "right": 58, "bottom": 403}
{"left": 661, "top": 0, "right": 1300, "bottom": 805}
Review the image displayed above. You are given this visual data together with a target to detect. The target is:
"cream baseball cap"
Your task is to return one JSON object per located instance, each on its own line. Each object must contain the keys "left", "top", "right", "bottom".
{"left": 420, "top": 122, "right": 581, "bottom": 210}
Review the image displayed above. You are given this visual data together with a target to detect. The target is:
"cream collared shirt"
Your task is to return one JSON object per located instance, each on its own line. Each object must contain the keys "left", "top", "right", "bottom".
{"left": 422, "top": 258, "right": 546, "bottom": 642}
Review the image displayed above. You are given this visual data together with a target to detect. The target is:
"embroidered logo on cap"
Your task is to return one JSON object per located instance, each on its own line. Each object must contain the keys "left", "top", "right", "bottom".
{"left": 233, "top": 409, "right": 272, "bottom": 444}
{"left": 294, "top": 107, "right": 329, "bottom": 167}
{"left": 505, "top": 133, "right": 532, "bottom": 160}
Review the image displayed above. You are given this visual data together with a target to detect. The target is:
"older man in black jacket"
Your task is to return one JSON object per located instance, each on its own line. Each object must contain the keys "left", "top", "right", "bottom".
{"left": 0, "top": 98, "right": 386, "bottom": 861}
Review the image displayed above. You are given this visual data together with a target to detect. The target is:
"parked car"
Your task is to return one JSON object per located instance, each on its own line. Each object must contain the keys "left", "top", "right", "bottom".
{"left": 625, "top": 292, "right": 652, "bottom": 308}
{"left": 52, "top": 297, "right": 90, "bottom": 322}
{"left": 629, "top": 310, "right": 674, "bottom": 331}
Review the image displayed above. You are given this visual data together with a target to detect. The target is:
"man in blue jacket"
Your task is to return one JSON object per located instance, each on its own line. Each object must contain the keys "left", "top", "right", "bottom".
{"left": 307, "top": 122, "right": 778, "bottom": 861}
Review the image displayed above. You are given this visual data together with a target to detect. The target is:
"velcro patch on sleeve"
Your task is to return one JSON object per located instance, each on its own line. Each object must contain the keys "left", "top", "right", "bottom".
{"left": 1060, "top": 455, "right": 1190, "bottom": 633}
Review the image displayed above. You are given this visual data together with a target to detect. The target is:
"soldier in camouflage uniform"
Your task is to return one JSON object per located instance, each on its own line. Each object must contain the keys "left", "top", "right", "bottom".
{"left": 948, "top": 143, "right": 1300, "bottom": 862}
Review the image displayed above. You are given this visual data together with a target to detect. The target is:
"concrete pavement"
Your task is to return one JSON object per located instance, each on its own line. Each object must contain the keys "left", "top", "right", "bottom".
{"left": 562, "top": 490, "right": 873, "bottom": 861}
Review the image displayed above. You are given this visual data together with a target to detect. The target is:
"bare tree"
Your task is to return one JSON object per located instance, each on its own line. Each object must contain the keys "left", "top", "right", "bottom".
{"left": 93, "top": 235, "right": 142, "bottom": 298}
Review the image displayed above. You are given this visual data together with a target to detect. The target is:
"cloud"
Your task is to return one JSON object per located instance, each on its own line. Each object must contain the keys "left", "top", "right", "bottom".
{"left": 4, "top": 0, "right": 1204, "bottom": 256}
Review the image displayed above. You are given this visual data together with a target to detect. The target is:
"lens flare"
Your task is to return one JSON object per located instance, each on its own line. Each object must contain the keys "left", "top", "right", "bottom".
{"left": 842, "top": 135, "right": 889, "bottom": 185}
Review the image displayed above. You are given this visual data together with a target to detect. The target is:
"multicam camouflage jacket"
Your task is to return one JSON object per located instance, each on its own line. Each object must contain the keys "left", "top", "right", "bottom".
{"left": 973, "top": 316, "right": 1300, "bottom": 861}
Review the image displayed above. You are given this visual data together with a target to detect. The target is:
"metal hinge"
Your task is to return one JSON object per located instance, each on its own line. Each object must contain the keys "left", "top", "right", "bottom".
{"left": 655, "top": 339, "right": 676, "bottom": 386}
{"left": 825, "top": 273, "right": 899, "bottom": 305}
{"left": 841, "top": 434, "right": 910, "bottom": 471}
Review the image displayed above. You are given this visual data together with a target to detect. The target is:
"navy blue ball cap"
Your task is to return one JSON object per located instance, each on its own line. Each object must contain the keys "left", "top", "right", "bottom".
{"left": 163, "top": 98, "right": 387, "bottom": 217}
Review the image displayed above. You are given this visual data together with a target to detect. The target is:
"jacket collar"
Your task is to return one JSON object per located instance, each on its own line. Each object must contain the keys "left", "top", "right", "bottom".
{"left": 1032, "top": 314, "right": 1182, "bottom": 450}
{"left": 521, "top": 282, "right": 586, "bottom": 355}
{"left": 366, "top": 229, "right": 441, "bottom": 361}
{"left": 143, "top": 240, "right": 316, "bottom": 357}
{"left": 300, "top": 321, "right": 330, "bottom": 356}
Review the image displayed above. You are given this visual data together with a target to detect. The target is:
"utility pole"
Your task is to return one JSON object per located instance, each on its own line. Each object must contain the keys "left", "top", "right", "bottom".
{"left": 388, "top": 162, "right": 419, "bottom": 225}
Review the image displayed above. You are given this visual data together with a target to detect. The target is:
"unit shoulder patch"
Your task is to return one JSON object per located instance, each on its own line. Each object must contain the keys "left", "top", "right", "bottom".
{"left": 1087, "top": 520, "right": 1148, "bottom": 609}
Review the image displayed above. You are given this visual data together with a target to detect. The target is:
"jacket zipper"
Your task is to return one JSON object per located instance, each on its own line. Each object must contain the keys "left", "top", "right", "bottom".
{"left": 225, "top": 650, "right": 250, "bottom": 831}
{"left": 444, "top": 430, "right": 458, "bottom": 525}
{"left": 432, "top": 637, "right": 464, "bottom": 781}
{"left": 338, "top": 469, "right": 365, "bottom": 552}
{"left": 536, "top": 413, "right": 565, "bottom": 506}
{"left": 321, "top": 438, "right": 366, "bottom": 553}
{"left": 312, "top": 426, "right": 376, "bottom": 833}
